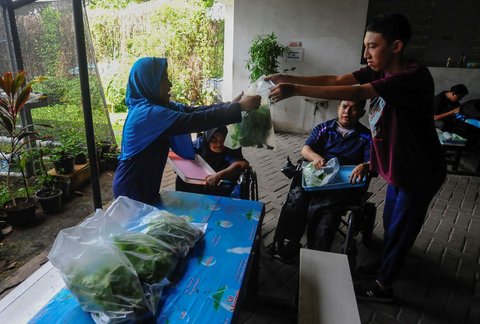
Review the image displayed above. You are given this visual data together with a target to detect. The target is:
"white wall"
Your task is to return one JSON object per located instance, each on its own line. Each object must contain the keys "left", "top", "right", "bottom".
{"left": 429, "top": 67, "right": 480, "bottom": 102}
{"left": 223, "top": 0, "right": 480, "bottom": 133}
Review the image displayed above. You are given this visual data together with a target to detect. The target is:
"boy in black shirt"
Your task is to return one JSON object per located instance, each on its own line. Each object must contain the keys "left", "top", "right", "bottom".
{"left": 434, "top": 84, "right": 469, "bottom": 132}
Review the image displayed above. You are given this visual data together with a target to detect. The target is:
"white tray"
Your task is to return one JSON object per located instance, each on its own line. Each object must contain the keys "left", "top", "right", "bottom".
{"left": 167, "top": 151, "right": 215, "bottom": 185}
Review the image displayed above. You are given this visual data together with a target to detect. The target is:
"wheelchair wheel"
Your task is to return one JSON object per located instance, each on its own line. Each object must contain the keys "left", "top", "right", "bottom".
{"left": 361, "top": 202, "right": 376, "bottom": 247}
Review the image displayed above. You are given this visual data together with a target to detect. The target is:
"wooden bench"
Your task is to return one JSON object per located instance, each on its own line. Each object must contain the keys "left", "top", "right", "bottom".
{"left": 299, "top": 248, "right": 360, "bottom": 324}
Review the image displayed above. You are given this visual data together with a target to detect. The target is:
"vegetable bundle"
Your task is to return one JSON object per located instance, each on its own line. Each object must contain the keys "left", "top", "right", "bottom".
{"left": 230, "top": 104, "right": 273, "bottom": 148}
{"left": 49, "top": 204, "right": 203, "bottom": 324}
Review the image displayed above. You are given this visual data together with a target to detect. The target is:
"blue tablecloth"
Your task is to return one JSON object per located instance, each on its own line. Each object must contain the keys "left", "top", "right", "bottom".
{"left": 455, "top": 113, "right": 480, "bottom": 129}
{"left": 29, "top": 191, "right": 264, "bottom": 324}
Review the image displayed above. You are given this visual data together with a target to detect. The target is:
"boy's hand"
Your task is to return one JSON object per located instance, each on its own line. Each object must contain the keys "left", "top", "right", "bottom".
{"left": 239, "top": 95, "right": 261, "bottom": 112}
{"left": 350, "top": 163, "right": 369, "bottom": 184}
{"left": 269, "top": 83, "right": 296, "bottom": 103}
{"left": 265, "top": 74, "right": 289, "bottom": 84}
{"left": 232, "top": 91, "right": 244, "bottom": 102}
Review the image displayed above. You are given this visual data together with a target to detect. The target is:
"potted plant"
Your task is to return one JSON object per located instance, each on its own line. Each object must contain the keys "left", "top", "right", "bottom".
{"left": 0, "top": 71, "right": 44, "bottom": 226}
{"left": 96, "top": 139, "right": 113, "bottom": 159}
{"left": 246, "top": 32, "right": 293, "bottom": 82}
{"left": 31, "top": 146, "right": 62, "bottom": 214}
{"left": 50, "top": 144, "right": 75, "bottom": 174}
{"left": 34, "top": 174, "right": 62, "bottom": 214}
{"left": 58, "top": 128, "right": 88, "bottom": 164}
{"left": 103, "top": 151, "right": 119, "bottom": 171}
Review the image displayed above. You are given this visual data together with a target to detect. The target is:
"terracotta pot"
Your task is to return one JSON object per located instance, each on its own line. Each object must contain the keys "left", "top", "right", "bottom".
{"left": 3, "top": 197, "right": 38, "bottom": 227}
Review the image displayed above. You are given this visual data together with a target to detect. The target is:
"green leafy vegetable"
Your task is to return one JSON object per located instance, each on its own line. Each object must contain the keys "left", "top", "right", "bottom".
{"left": 145, "top": 214, "right": 203, "bottom": 256}
{"left": 230, "top": 104, "right": 273, "bottom": 148}
{"left": 113, "top": 232, "right": 178, "bottom": 284}
{"left": 67, "top": 262, "right": 146, "bottom": 313}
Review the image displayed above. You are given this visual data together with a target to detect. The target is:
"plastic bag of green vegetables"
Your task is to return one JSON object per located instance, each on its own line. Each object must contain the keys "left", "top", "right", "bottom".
{"left": 142, "top": 211, "right": 204, "bottom": 257}
{"left": 302, "top": 157, "right": 340, "bottom": 188}
{"left": 49, "top": 227, "right": 149, "bottom": 322}
{"left": 112, "top": 232, "right": 179, "bottom": 284}
{"left": 225, "top": 75, "right": 276, "bottom": 149}
{"left": 48, "top": 209, "right": 163, "bottom": 323}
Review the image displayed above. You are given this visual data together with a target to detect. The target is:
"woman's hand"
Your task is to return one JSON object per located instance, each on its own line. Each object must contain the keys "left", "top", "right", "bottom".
{"left": 239, "top": 95, "right": 261, "bottom": 112}
{"left": 205, "top": 173, "right": 222, "bottom": 186}
{"left": 349, "top": 163, "right": 369, "bottom": 184}
{"left": 269, "top": 83, "right": 296, "bottom": 103}
{"left": 232, "top": 91, "right": 244, "bottom": 102}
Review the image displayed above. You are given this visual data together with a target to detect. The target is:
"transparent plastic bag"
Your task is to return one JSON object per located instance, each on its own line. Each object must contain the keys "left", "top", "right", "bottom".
{"left": 48, "top": 210, "right": 151, "bottom": 323}
{"left": 106, "top": 196, "right": 205, "bottom": 257}
{"left": 303, "top": 157, "right": 340, "bottom": 187}
{"left": 112, "top": 232, "right": 179, "bottom": 285}
{"left": 48, "top": 209, "right": 176, "bottom": 323}
{"left": 141, "top": 211, "right": 204, "bottom": 257}
{"left": 225, "top": 75, "right": 276, "bottom": 149}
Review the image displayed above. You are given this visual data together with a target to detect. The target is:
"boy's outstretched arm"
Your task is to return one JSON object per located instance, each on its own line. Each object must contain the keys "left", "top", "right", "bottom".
{"left": 265, "top": 73, "right": 357, "bottom": 86}
{"left": 269, "top": 82, "right": 378, "bottom": 103}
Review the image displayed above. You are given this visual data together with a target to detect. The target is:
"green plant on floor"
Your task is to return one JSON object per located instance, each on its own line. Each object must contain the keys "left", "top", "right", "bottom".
{"left": 0, "top": 71, "right": 46, "bottom": 206}
{"left": 26, "top": 145, "right": 60, "bottom": 195}
{"left": 246, "top": 32, "right": 293, "bottom": 82}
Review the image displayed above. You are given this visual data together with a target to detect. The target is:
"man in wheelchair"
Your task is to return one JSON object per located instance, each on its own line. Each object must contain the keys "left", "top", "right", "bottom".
{"left": 175, "top": 126, "right": 250, "bottom": 197}
{"left": 273, "top": 99, "right": 372, "bottom": 263}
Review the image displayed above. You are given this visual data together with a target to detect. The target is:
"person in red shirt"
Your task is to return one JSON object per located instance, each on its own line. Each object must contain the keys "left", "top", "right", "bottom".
{"left": 267, "top": 13, "right": 446, "bottom": 303}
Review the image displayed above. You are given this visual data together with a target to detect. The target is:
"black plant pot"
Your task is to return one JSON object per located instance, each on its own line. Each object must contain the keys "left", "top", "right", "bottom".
{"left": 75, "top": 152, "right": 88, "bottom": 165}
{"left": 3, "top": 197, "right": 38, "bottom": 227}
{"left": 104, "top": 157, "right": 119, "bottom": 171}
{"left": 100, "top": 141, "right": 112, "bottom": 158}
{"left": 54, "top": 155, "right": 75, "bottom": 174}
{"left": 35, "top": 188, "right": 63, "bottom": 214}
{"left": 58, "top": 178, "right": 71, "bottom": 201}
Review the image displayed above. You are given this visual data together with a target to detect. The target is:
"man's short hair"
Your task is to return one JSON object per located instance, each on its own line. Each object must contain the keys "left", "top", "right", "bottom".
{"left": 366, "top": 13, "right": 411, "bottom": 46}
{"left": 450, "top": 84, "right": 469, "bottom": 96}
{"left": 339, "top": 100, "right": 367, "bottom": 112}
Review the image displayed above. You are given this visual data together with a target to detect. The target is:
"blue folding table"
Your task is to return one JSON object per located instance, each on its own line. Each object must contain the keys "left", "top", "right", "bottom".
{"left": 0, "top": 191, "right": 264, "bottom": 324}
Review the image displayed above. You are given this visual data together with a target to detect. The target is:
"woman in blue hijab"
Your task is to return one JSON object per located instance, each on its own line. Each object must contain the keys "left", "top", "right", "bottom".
{"left": 113, "top": 57, "right": 260, "bottom": 203}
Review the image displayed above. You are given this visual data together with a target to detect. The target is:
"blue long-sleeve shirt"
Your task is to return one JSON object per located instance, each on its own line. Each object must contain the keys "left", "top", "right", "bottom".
{"left": 305, "top": 119, "right": 371, "bottom": 165}
{"left": 113, "top": 102, "right": 242, "bottom": 203}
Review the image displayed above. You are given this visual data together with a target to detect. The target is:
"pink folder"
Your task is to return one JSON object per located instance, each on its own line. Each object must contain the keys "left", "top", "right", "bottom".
{"left": 167, "top": 151, "right": 215, "bottom": 185}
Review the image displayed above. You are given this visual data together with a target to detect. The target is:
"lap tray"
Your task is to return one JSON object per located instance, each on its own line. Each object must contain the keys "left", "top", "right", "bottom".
{"left": 167, "top": 151, "right": 215, "bottom": 185}
{"left": 302, "top": 165, "right": 366, "bottom": 191}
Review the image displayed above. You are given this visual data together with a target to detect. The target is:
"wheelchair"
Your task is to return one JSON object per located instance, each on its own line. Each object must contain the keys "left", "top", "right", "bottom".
{"left": 272, "top": 157, "right": 376, "bottom": 268}
{"left": 235, "top": 166, "right": 259, "bottom": 201}
{"left": 175, "top": 166, "right": 259, "bottom": 201}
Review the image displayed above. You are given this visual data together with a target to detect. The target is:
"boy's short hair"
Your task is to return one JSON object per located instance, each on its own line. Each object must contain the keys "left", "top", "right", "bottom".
{"left": 366, "top": 13, "right": 411, "bottom": 46}
{"left": 450, "top": 84, "right": 469, "bottom": 96}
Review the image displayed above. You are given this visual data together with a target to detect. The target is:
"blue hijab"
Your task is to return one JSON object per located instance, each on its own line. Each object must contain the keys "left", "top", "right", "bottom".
{"left": 119, "top": 57, "right": 195, "bottom": 160}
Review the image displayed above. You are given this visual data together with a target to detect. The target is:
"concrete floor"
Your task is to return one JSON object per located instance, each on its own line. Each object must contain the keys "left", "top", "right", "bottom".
{"left": 158, "top": 131, "right": 480, "bottom": 324}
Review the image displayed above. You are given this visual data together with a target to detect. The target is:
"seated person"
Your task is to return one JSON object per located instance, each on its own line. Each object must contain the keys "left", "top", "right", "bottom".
{"left": 273, "top": 100, "right": 371, "bottom": 262}
{"left": 175, "top": 126, "right": 249, "bottom": 197}
{"left": 434, "top": 84, "right": 469, "bottom": 132}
